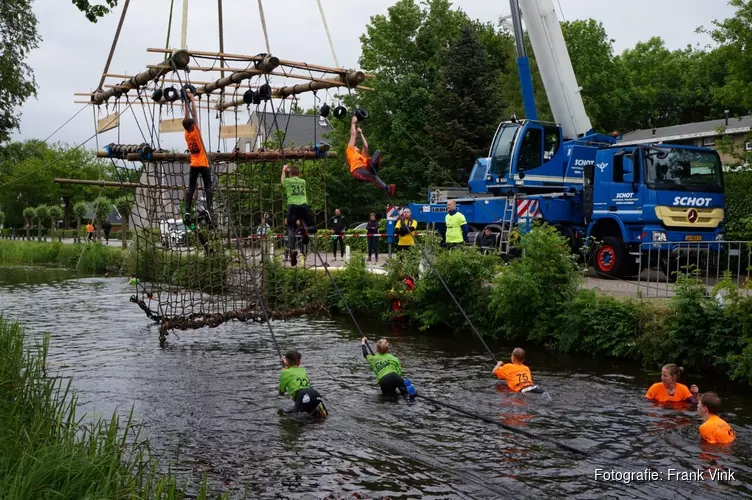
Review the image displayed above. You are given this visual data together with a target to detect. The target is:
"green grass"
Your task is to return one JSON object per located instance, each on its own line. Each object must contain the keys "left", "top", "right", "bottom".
{"left": 0, "top": 316, "right": 223, "bottom": 499}
{"left": 0, "top": 239, "right": 133, "bottom": 274}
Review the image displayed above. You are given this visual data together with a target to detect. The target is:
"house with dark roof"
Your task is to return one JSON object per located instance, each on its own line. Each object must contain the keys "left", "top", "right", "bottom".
{"left": 619, "top": 114, "right": 752, "bottom": 166}
{"left": 236, "top": 111, "right": 333, "bottom": 152}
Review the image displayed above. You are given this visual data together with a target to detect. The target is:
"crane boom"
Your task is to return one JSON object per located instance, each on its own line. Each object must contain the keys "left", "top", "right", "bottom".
{"left": 516, "top": 0, "right": 592, "bottom": 139}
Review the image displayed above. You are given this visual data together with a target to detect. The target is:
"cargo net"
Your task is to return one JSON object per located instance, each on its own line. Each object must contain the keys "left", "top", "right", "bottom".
{"left": 105, "top": 93, "right": 333, "bottom": 342}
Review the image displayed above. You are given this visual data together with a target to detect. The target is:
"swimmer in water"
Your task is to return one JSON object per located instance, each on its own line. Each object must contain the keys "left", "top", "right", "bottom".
{"left": 645, "top": 363, "right": 699, "bottom": 403}
{"left": 698, "top": 392, "right": 736, "bottom": 444}
{"left": 278, "top": 349, "right": 327, "bottom": 418}
{"left": 492, "top": 347, "right": 544, "bottom": 394}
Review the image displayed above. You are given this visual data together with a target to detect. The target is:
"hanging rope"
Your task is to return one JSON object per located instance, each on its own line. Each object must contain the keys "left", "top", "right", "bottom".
{"left": 316, "top": 0, "right": 340, "bottom": 68}
{"left": 98, "top": 0, "right": 131, "bottom": 90}
{"left": 257, "top": 0, "right": 271, "bottom": 54}
{"left": 164, "top": 0, "right": 176, "bottom": 60}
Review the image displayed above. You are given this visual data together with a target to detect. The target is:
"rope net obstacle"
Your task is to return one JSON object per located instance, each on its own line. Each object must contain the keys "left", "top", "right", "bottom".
{"left": 75, "top": 44, "right": 371, "bottom": 342}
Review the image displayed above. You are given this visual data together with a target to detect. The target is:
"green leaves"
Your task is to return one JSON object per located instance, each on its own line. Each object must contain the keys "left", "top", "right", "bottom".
{"left": 0, "top": 0, "right": 40, "bottom": 143}
{"left": 70, "top": 0, "right": 118, "bottom": 23}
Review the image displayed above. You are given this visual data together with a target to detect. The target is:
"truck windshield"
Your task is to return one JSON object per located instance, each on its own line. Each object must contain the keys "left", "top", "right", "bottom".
{"left": 489, "top": 124, "right": 520, "bottom": 176}
{"left": 644, "top": 148, "right": 723, "bottom": 193}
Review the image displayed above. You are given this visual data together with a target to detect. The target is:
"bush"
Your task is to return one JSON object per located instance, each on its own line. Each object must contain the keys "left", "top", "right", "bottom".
{"left": 489, "top": 224, "right": 582, "bottom": 341}
{"left": 0, "top": 240, "right": 131, "bottom": 274}
{"left": 724, "top": 171, "right": 752, "bottom": 241}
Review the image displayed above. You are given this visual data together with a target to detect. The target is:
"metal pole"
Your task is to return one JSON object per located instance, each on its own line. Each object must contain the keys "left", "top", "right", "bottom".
{"left": 509, "top": 0, "right": 538, "bottom": 120}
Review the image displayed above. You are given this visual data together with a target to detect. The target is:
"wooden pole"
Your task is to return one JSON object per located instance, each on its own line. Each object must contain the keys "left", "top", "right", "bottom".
{"left": 96, "top": 150, "right": 336, "bottom": 162}
{"left": 53, "top": 178, "right": 254, "bottom": 192}
{"left": 218, "top": 70, "right": 365, "bottom": 110}
{"left": 92, "top": 50, "right": 190, "bottom": 105}
{"left": 180, "top": 0, "right": 189, "bottom": 49}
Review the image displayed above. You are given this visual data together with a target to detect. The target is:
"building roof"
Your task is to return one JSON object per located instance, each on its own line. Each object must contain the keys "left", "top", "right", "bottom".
{"left": 249, "top": 111, "right": 333, "bottom": 150}
{"left": 618, "top": 115, "right": 752, "bottom": 146}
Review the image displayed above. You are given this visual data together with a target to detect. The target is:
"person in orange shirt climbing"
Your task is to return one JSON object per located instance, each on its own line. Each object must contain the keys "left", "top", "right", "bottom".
{"left": 645, "top": 363, "right": 699, "bottom": 403}
{"left": 492, "top": 347, "right": 544, "bottom": 394}
{"left": 346, "top": 116, "right": 395, "bottom": 197}
{"left": 182, "top": 90, "right": 213, "bottom": 226}
{"left": 698, "top": 392, "right": 736, "bottom": 444}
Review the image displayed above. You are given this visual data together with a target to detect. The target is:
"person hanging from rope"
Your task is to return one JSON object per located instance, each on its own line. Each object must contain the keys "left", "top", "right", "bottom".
{"left": 346, "top": 116, "right": 396, "bottom": 197}
{"left": 278, "top": 349, "right": 328, "bottom": 418}
{"left": 182, "top": 90, "right": 213, "bottom": 227}
{"left": 361, "top": 337, "right": 416, "bottom": 400}
{"left": 492, "top": 348, "right": 544, "bottom": 394}
{"left": 281, "top": 163, "right": 318, "bottom": 267}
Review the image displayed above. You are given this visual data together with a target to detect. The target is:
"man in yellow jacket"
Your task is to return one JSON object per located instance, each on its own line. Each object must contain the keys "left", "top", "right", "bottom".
{"left": 394, "top": 208, "right": 418, "bottom": 252}
{"left": 444, "top": 200, "right": 468, "bottom": 247}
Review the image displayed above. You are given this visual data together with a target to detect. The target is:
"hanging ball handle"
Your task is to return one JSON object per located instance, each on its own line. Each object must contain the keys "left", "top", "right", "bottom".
{"left": 180, "top": 84, "right": 197, "bottom": 100}
{"left": 333, "top": 105, "right": 347, "bottom": 120}
{"left": 354, "top": 107, "right": 369, "bottom": 122}
{"left": 320, "top": 103, "right": 331, "bottom": 118}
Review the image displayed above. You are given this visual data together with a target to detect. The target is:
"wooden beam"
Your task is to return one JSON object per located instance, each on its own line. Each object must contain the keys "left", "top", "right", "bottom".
{"left": 145, "top": 48, "right": 373, "bottom": 78}
{"left": 53, "top": 178, "right": 254, "bottom": 192}
{"left": 97, "top": 112, "right": 119, "bottom": 133}
{"left": 92, "top": 50, "right": 190, "bottom": 105}
{"left": 218, "top": 70, "right": 366, "bottom": 110}
{"left": 96, "top": 150, "right": 336, "bottom": 162}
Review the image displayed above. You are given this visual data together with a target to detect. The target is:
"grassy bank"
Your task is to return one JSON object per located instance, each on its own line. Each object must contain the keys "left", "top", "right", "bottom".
{"left": 0, "top": 316, "right": 219, "bottom": 498}
{"left": 266, "top": 225, "right": 752, "bottom": 386}
{"left": 0, "top": 239, "right": 132, "bottom": 274}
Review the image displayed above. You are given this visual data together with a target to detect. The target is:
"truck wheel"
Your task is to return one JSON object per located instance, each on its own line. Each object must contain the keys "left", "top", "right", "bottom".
{"left": 594, "top": 236, "right": 628, "bottom": 279}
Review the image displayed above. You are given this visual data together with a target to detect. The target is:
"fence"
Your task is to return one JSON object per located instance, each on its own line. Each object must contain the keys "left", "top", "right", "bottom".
{"left": 633, "top": 240, "right": 751, "bottom": 298}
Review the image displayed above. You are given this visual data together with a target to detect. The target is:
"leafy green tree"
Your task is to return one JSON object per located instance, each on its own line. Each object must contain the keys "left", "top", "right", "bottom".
{"left": 34, "top": 204, "right": 49, "bottom": 241}
{"left": 22, "top": 206, "right": 34, "bottom": 240}
{"left": 48, "top": 205, "right": 62, "bottom": 240}
{"left": 73, "top": 201, "right": 88, "bottom": 242}
{"left": 92, "top": 196, "right": 111, "bottom": 241}
{"left": 114, "top": 196, "right": 132, "bottom": 248}
{"left": 71, "top": 0, "right": 118, "bottom": 22}
{"left": 0, "top": 210, "right": 4, "bottom": 227}
{"left": 0, "top": 0, "right": 41, "bottom": 144}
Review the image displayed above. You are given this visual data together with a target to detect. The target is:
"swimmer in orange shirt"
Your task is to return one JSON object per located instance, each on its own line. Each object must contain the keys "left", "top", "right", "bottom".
{"left": 492, "top": 348, "right": 543, "bottom": 394}
{"left": 645, "top": 363, "right": 699, "bottom": 403}
{"left": 698, "top": 392, "right": 736, "bottom": 444}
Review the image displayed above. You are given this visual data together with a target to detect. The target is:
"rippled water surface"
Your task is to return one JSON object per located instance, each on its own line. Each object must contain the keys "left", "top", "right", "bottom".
{"left": 1, "top": 266, "right": 751, "bottom": 499}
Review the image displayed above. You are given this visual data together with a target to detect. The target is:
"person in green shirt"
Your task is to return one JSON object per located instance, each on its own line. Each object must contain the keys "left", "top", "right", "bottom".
{"left": 281, "top": 164, "right": 318, "bottom": 267}
{"left": 278, "top": 349, "right": 327, "bottom": 417}
{"left": 129, "top": 274, "right": 138, "bottom": 285}
{"left": 361, "top": 337, "right": 416, "bottom": 399}
{"left": 444, "top": 199, "right": 468, "bottom": 247}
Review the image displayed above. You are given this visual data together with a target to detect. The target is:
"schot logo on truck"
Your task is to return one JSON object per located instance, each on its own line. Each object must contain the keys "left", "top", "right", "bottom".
{"left": 673, "top": 196, "right": 713, "bottom": 207}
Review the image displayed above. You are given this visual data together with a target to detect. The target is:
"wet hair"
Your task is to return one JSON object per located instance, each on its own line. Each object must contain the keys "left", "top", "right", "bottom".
{"left": 701, "top": 392, "right": 721, "bottom": 414}
{"left": 182, "top": 117, "right": 195, "bottom": 131}
{"left": 285, "top": 349, "right": 301, "bottom": 366}
{"left": 662, "top": 363, "right": 684, "bottom": 380}
{"left": 512, "top": 347, "right": 526, "bottom": 362}
{"left": 376, "top": 339, "right": 390, "bottom": 354}
{"left": 288, "top": 165, "right": 300, "bottom": 177}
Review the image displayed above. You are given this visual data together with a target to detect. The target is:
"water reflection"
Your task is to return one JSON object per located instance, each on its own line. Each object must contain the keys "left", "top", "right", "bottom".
{"left": 0, "top": 265, "right": 750, "bottom": 499}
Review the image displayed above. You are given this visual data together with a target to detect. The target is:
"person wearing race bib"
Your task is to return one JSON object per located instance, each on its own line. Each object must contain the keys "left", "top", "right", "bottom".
{"left": 698, "top": 392, "right": 736, "bottom": 444}
{"left": 362, "top": 337, "right": 415, "bottom": 399}
{"left": 281, "top": 164, "right": 317, "bottom": 267}
{"left": 645, "top": 363, "right": 699, "bottom": 403}
{"left": 346, "top": 116, "right": 396, "bottom": 197}
{"left": 492, "top": 347, "right": 543, "bottom": 394}
{"left": 278, "top": 349, "right": 327, "bottom": 418}
{"left": 182, "top": 91, "right": 213, "bottom": 226}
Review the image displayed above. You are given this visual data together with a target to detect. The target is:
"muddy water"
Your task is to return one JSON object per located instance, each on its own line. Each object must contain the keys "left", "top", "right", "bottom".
{"left": 1, "top": 265, "right": 751, "bottom": 499}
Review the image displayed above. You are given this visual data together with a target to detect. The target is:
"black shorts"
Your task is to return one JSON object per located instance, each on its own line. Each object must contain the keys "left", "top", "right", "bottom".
{"left": 379, "top": 372, "right": 406, "bottom": 396}
{"left": 287, "top": 204, "right": 317, "bottom": 232}
{"left": 293, "top": 388, "right": 325, "bottom": 414}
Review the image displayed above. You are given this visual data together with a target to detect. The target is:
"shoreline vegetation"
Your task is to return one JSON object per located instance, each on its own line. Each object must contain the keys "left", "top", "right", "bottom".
{"left": 4, "top": 226, "right": 752, "bottom": 385}
{"left": 0, "top": 316, "right": 220, "bottom": 499}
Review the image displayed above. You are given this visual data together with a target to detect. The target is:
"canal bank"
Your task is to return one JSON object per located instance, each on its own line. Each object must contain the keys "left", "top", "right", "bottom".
{"left": 0, "top": 265, "right": 749, "bottom": 498}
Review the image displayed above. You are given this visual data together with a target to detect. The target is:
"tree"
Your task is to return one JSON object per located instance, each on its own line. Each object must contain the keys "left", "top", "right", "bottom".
{"left": 0, "top": 0, "right": 41, "bottom": 144}
{"left": 700, "top": 0, "right": 752, "bottom": 113}
{"left": 73, "top": 201, "right": 88, "bottom": 243}
{"left": 92, "top": 196, "right": 111, "bottom": 241}
{"left": 48, "top": 205, "right": 62, "bottom": 240}
{"left": 34, "top": 204, "right": 49, "bottom": 241}
{"left": 22, "top": 207, "right": 34, "bottom": 240}
{"left": 71, "top": 0, "right": 118, "bottom": 22}
{"left": 0, "top": 210, "right": 5, "bottom": 230}
{"left": 114, "top": 196, "right": 132, "bottom": 249}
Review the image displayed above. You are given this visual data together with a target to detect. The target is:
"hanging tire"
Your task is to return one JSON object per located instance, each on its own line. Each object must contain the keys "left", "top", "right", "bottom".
{"left": 594, "top": 236, "right": 629, "bottom": 279}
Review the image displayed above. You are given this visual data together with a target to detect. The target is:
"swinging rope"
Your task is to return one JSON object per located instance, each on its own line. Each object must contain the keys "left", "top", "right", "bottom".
{"left": 315, "top": 0, "right": 340, "bottom": 68}
{"left": 257, "top": 0, "right": 272, "bottom": 54}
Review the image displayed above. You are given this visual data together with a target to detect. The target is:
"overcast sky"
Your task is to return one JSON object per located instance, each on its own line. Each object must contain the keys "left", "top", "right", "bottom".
{"left": 13, "top": 0, "right": 736, "bottom": 151}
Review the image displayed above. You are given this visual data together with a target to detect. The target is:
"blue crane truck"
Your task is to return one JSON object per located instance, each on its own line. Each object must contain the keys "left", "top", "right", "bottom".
{"left": 386, "top": 0, "right": 725, "bottom": 279}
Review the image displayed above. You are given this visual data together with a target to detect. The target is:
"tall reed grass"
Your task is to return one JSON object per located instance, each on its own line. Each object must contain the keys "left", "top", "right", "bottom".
{"left": 0, "top": 316, "right": 218, "bottom": 499}
{"left": 0, "top": 240, "right": 133, "bottom": 274}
